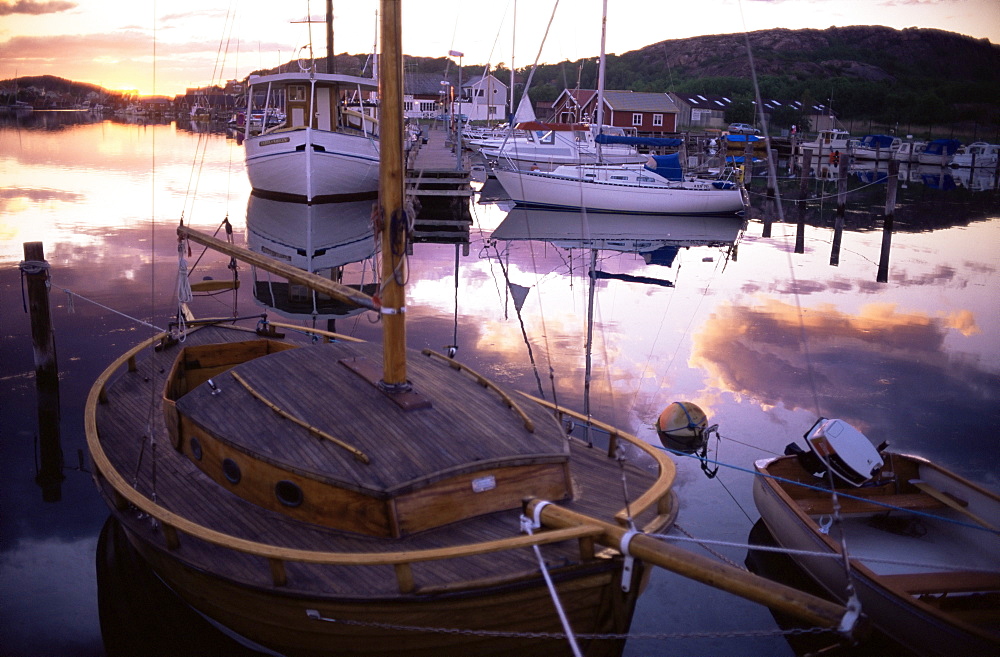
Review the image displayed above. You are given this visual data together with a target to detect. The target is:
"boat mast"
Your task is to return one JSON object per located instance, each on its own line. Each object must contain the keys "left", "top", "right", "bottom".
{"left": 379, "top": 0, "right": 407, "bottom": 390}
{"left": 594, "top": 0, "right": 608, "bottom": 161}
{"left": 326, "top": 0, "right": 335, "bottom": 74}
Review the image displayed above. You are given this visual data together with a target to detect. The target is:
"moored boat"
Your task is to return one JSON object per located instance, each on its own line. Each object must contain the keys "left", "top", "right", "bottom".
{"left": 852, "top": 134, "right": 901, "bottom": 160}
{"left": 917, "top": 138, "right": 962, "bottom": 166}
{"left": 494, "top": 155, "right": 747, "bottom": 216}
{"left": 85, "top": 4, "right": 857, "bottom": 655}
{"left": 893, "top": 140, "right": 926, "bottom": 163}
{"left": 950, "top": 141, "right": 1000, "bottom": 169}
{"left": 243, "top": 69, "right": 380, "bottom": 204}
{"left": 753, "top": 418, "right": 1000, "bottom": 656}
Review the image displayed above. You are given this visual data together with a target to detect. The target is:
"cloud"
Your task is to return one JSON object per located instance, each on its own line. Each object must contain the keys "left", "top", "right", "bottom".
{"left": 0, "top": 1, "right": 76, "bottom": 16}
{"left": 689, "top": 298, "right": 1000, "bottom": 473}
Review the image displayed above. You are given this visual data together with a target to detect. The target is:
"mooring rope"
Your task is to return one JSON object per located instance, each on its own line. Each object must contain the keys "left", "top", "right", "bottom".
{"left": 521, "top": 503, "right": 583, "bottom": 657}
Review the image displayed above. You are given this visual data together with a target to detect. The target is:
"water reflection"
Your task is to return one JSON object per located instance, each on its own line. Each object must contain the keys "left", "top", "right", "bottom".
{"left": 2, "top": 117, "right": 998, "bottom": 657}
{"left": 245, "top": 196, "right": 378, "bottom": 324}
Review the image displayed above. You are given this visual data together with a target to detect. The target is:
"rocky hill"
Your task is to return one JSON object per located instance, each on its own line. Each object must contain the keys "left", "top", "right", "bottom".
{"left": 630, "top": 26, "right": 999, "bottom": 85}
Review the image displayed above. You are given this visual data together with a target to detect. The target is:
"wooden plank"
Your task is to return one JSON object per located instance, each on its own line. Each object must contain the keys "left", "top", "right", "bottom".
{"left": 882, "top": 570, "right": 1000, "bottom": 594}
{"left": 795, "top": 492, "right": 945, "bottom": 515}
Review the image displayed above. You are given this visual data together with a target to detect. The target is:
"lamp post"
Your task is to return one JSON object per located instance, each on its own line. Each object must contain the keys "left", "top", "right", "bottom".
{"left": 449, "top": 50, "right": 464, "bottom": 169}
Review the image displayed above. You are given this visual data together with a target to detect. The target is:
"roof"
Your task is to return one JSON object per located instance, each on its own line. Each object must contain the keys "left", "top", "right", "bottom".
{"left": 404, "top": 72, "right": 449, "bottom": 96}
{"left": 670, "top": 92, "right": 832, "bottom": 116}
{"left": 601, "top": 91, "right": 679, "bottom": 113}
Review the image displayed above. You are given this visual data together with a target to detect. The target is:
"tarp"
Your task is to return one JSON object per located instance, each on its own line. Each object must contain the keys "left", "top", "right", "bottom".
{"left": 858, "top": 134, "right": 896, "bottom": 149}
{"left": 644, "top": 154, "right": 682, "bottom": 181}
{"left": 595, "top": 134, "right": 683, "bottom": 147}
{"left": 725, "top": 134, "right": 764, "bottom": 142}
{"left": 924, "top": 139, "right": 961, "bottom": 156}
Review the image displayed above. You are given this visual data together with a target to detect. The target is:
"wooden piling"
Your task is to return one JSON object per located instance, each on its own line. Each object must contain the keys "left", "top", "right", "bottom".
{"left": 836, "top": 151, "right": 849, "bottom": 216}
{"left": 22, "top": 242, "right": 58, "bottom": 386}
{"left": 877, "top": 160, "right": 899, "bottom": 283}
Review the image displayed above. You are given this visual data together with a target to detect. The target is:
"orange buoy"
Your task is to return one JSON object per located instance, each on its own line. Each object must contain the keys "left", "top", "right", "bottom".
{"left": 656, "top": 402, "right": 708, "bottom": 453}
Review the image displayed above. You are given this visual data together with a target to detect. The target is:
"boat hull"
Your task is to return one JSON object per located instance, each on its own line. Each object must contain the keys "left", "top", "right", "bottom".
{"left": 753, "top": 454, "right": 1000, "bottom": 656}
{"left": 494, "top": 169, "right": 746, "bottom": 215}
{"left": 120, "top": 525, "right": 645, "bottom": 657}
{"left": 88, "top": 324, "right": 678, "bottom": 657}
{"left": 245, "top": 128, "right": 380, "bottom": 203}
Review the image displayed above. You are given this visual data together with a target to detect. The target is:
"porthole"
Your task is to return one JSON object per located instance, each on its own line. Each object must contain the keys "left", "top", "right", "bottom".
{"left": 222, "top": 458, "right": 241, "bottom": 484}
{"left": 275, "top": 480, "right": 304, "bottom": 508}
{"left": 189, "top": 437, "right": 203, "bottom": 461}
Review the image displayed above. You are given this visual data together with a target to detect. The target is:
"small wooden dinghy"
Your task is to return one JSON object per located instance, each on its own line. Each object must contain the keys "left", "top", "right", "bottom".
{"left": 754, "top": 418, "right": 1000, "bottom": 656}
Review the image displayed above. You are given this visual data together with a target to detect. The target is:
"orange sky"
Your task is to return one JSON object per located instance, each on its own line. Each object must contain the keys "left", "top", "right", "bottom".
{"left": 2, "top": 0, "right": 998, "bottom": 96}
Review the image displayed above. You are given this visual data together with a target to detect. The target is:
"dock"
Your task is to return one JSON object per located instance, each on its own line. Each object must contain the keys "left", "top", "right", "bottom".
{"left": 406, "top": 122, "right": 473, "bottom": 244}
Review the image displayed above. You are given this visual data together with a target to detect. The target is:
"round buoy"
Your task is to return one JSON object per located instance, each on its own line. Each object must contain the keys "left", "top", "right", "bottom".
{"left": 656, "top": 402, "right": 708, "bottom": 453}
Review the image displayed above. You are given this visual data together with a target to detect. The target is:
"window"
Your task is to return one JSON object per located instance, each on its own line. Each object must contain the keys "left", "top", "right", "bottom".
{"left": 632, "top": 113, "right": 643, "bottom": 126}
{"left": 288, "top": 85, "right": 306, "bottom": 101}
{"left": 275, "top": 480, "right": 304, "bottom": 507}
{"left": 404, "top": 101, "right": 413, "bottom": 111}
{"left": 653, "top": 114, "right": 663, "bottom": 127}
{"left": 222, "top": 458, "right": 241, "bottom": 484}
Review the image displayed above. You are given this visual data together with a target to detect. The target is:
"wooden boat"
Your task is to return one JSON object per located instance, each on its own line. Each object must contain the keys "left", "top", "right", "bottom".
{"left": 85, "top": 4, "right": 853, "bottom": 655}
{"left": 753, "top": 418, "right": 1000, "bottom": 656}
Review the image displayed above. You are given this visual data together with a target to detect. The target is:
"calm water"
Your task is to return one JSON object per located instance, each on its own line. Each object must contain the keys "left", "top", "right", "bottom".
{"left": 2, "top": 111, "right": 999, "bottom": 657}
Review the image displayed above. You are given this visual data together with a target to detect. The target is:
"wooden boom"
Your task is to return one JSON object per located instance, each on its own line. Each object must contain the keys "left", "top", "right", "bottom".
{"left": 524, "top": 499, "right": 857, "bottom": 634}
{"left": 177, "top": 223, "right": 379, "bottom": 312}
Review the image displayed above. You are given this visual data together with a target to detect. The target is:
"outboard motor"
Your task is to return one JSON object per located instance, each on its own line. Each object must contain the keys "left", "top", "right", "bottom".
{"left": 790, "top": 418, "right": 884, "bottom": 487}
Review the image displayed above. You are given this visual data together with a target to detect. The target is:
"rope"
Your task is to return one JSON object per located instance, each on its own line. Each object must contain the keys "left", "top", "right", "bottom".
{"left": 54, "top": 288, "right": 165, "bottom": 332}
{"left": 520, "top": 506, "right": 583, "bottom": 657}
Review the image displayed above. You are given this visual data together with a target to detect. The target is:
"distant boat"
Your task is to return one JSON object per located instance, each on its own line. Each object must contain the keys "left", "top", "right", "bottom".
{"left": 242, "top": 4, "right": 379, "bottom": 203}
{"left": 493, "top": 1, "right": 745, "bottom": 216}
{"left": 950, "top": 141, "right": 1000, "bottom": 169}
{"left": 893, "top": 140, "right": 926, "bottom": 163}
{"left": 917, "top": 138, "right": 962, "bottom": 166}
{"left": 799, "top": 128, "right": 853, "bottom": 154}
{"left": 243, "top": 69, "right": 380, "bottom": 204}
{"left": 853, "top": 134, "right": 901, "bottom": 160}
{"left": 478, "top": 121, "right": 648, "bottom": 171}
{"left": 754, "top": 418, "right": 1000, "bottom": 656}
{"left": 494, "top": 155, "right": 747, "bottom": 216}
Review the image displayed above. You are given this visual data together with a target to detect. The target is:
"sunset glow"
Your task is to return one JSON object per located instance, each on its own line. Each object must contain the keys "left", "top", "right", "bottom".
{"left": 1, "top": 0, "right": 998, "bottom": 96}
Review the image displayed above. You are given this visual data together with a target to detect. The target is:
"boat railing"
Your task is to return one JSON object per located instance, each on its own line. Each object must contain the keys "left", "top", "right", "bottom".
{"left": 86, "top": 329, "right": 676, "bottom": 594}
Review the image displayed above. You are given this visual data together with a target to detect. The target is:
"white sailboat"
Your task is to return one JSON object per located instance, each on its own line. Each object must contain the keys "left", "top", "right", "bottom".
{"left": 243, "top": 5, "right": 380, "bottom": 204}
{"left": 493, "top": 1, "right": 746, "bottom": 216}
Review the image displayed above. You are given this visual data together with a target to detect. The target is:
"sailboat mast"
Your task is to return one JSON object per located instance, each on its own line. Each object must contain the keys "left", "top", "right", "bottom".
{"left": 595, "top": 0, "right": 608, "bottom": 158}
{"left": 326, "top": 0, "right": 335, "bottom": 73}
{"left": 378, "top": 0, "right": 407, "bottom": 389}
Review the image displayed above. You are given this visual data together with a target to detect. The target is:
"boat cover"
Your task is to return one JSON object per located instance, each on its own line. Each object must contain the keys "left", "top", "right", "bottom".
{"left": 924, "top": 139, "right": 961, "bottom": 155}
{"left": 859, "top": 134, "right": 896, "bottom": 148}
{"left": 596, "top": 134, "right": 683, "bottom": 147}
{"left": 644, "top": 153, "right": 683, "bottom": 180}
{"left": 725, "top": 135, "right": 763, "bottom": 142}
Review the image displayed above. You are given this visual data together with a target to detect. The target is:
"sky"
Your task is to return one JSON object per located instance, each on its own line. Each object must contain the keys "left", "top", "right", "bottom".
{"left": 1, "top": 0, "right": 998, "bottom": 96}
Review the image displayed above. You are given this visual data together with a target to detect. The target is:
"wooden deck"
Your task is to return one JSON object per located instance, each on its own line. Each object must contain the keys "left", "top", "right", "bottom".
{"left": 407, "top": 123, "right": 473, "bottom": 224}
{"left": 92, "top": 323, "right": 672, "bottom": 600}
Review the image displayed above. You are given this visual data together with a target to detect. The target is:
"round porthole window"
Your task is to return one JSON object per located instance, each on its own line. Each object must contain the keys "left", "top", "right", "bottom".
{"left": 275, "top": 480, "right": 304, "bottom": 508}
{"left": 222, "top": 458, "right": 241, "bottom": 484}
{"left": 189, "top": 437, "right": 203, "bottom": 461}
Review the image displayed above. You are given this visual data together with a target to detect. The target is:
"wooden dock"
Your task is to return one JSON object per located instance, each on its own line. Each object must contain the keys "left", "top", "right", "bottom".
{"left": 407, "top": 123, "right": 473, "bottom": 241}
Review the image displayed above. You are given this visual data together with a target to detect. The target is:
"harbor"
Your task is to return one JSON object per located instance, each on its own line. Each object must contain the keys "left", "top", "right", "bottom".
{"left": 3, "top": 105, "right": 1000, "bottom": 656}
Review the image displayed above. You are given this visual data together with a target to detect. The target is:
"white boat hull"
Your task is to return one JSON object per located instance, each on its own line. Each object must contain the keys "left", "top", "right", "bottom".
{"left": 245, "top": 128, "right": 380, "bottom": 203}
{"left": 753, "top": 453, "right": 1000, "bottom": 656}
{"left": 494, "top": 169, "right": 746, "bottom": 215}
